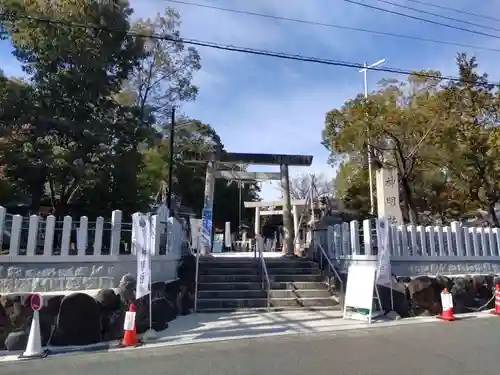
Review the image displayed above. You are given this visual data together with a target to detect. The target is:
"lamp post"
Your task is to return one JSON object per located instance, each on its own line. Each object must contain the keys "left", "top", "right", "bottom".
{"left": 358, "top": 58, "right": 385, "bottom": 216}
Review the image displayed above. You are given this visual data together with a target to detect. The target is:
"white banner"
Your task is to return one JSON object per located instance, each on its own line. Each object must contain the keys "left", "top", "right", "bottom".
{"left": 133, "top": 213, "right": 151, "bottom": 300}
{"left": 376, "top": 218, "right": 392, "bottom": 287}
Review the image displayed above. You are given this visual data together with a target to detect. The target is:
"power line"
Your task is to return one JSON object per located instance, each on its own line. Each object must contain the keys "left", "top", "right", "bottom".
{"left": 0, "top": 11, "right": 496, "bottom": 85}
{"left": 372, "top": 0, "right": 500, "bottom": 33}
{"left": 342, "top": 0, "right": 500, "bottom": 40}
{"left": 406, "top": 0, "right": 500, "bottom": 23}
{"left": 166, "top": 0, "right": 500, "bottom": 53}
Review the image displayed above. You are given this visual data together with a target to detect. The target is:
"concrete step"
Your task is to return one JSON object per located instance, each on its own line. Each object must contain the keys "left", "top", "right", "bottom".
{"left": 198, "top": 289, "right": 334, "bottom": 299}
{"left": 270, "top": 274, "right": 325, "bottom": 282}
{"left": 198, "top": 274, "right": 261, "bottom": 283}
{"left": 198, "top": 268, "right": 261, "bottom": 275}
{"left": 196, "top": 297, "right": 339, "bottom": 310}
{"left": 197, "top": 282, "right": 262, "bottom": 291}
{"left": 198, "top": 290, "right": 267, "bottom": 299}
{"left": 266, "top": 268, "right": 321, "bottom": 275}
{"left": 198, "top": 267, "right": 319, "bottom": 275}
{"left": 196, "top": 306, "right": 341, "bottom": 313}
{"left": 265, "top": 260, "right": 318, "bottom": 268}
{"left": 270, "top": 289, "right": 334, "bottom": 299}
{"left": 198, "top": 267, "right": 263, "bottom": 275}
{"left": 270, "top": 281, "right": 331, "bottom": 290}
{"left": 197, "top": 281, "right": 332, "bottom": 291}
{"left": 198, "top": 274, "right": 325, "bottom": 283}
{"left": 198, "top": 261, "right": 259, "bottom": 268}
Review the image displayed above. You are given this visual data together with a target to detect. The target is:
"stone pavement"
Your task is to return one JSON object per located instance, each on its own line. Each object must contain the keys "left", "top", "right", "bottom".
{"left": 2, "top": 314, "right": 500, "bottom": 375}
{"left": 0, "top": 309, "right": 496, "bottom": 363}
{"left": 150, "top": 309, "right": 408, "bottom": 346}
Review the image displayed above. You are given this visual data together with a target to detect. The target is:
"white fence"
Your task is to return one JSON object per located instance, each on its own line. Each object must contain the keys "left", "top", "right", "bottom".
{"left": 0, "top": 206, "right": 184, "bottom": 260}
{"left": 314, "top": 219, "right": 500, "bottom": 276}
{"left": 321, "top": 219, "right": 500, "bottom": 258}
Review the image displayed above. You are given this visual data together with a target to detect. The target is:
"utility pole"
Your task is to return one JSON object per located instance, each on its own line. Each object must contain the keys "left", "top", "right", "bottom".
{"left": 166, "top": 107, "right": 175, "bottom": 214}
{"left": 358, "top": 58, "right": 386, "bottom": 216}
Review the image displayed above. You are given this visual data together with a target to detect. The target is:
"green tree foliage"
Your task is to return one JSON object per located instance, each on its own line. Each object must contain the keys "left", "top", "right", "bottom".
{"left": 333, "top": 161, "right": 371, "bottom": 219}
{"left": 137, "top": 119, "right": 259, "bottom": 229}
{"left": 323, "top": 54, "right": 500, "bottom": 225}
{"left": 0, "top": 1, "right": 257, "bottom": 229}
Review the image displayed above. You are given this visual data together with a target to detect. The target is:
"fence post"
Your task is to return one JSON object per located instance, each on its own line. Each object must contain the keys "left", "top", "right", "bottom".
{"left": 151, "top": 215, "right": 160, "bottom": 255}
{"left": 362, "top": 219, "right": 372, "bottom": 255}
{"left": 43, "top": 215, "right": 56, "bottom": 257}
{"left": 26, "top": 215, "right": 39, "bottom": 256}
{"left": 77, "top": 216, "right": 88, "bottom": 256}
{"left": 94, "top": 216, "right": 104, "bottom": 254}
{"left": 110, "top": 210, "right": 122, "bottom": 255}
{"left": 450, "top": 222, "right": 463, "bottom": 257}
{"left": 349, "top": 220, "right": 359, "bottom": 255}
{"left": 60, "top": 215, "right": 72, "bottom": 256}
{"left": 426, "top": 226, "right": 436, "bottom": 256}
{"left": 9, "top": 214, "right": 22, "bottom": 255}
{"left": 326, "top": 226, "right": 334, "bottom": 258}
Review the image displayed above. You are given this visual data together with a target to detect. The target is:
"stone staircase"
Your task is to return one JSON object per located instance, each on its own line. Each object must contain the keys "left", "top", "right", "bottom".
{"left": 196, "top": 257, "right": 340, "bottom": 312}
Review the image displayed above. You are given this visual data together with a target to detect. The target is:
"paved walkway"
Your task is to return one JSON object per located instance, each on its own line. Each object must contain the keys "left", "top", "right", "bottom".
{"left": 2, "top": 314, "right": 499, "bottom": 375}
{"left": 126, "top": 309, "right": 494, "bottom": 348}
{"left": 212, "top": 251, "right": 284, "bottom": 258}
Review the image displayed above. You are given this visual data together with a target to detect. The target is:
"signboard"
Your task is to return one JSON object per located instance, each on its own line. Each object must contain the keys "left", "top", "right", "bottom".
{"left": 133, "top": 213, "right": 151, "bottom": 300}
{"left": 343, "top": 263, "right": 382, "bottom": 324}
{"left": 213, "top": 233, "right": 224, "bottom": 253}
{"left": 376, "top": 168, "right": 403, "bottom": 225}
{"left": 30, "top": 293, "right": 43, "bottom": 311}
{"left": 202, "top": 207, "right": 213, "bottom": 249}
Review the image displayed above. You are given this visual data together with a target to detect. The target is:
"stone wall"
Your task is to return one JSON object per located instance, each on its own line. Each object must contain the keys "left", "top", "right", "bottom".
{"left": 0, "top": 257, "right": 179, "bottom": 293}
{"left": 334, "top": 255, "right": 500, "bottom": 277}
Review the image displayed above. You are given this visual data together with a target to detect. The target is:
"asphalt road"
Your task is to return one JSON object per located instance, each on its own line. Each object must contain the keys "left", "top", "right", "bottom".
{"left": 2, "top": 317, "right": 500, "bottom": 375}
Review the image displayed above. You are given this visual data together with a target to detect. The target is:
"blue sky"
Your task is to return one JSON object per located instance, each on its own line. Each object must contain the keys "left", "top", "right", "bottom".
{"left": 1, "top": 0, "right": 500, "bottom": 201}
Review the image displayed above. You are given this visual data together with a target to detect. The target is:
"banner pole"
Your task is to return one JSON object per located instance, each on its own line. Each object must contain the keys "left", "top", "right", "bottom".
{"left": 148, "top": 213, "right": 153, "bottom": 333}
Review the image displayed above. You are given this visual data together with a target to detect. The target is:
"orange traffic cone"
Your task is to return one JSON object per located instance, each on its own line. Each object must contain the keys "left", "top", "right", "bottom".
{"left": 439, "top": 288, "right": 456, "bottom": 321}
{"left": 491, "top": 284, "right": 500, "bottom": 316}
{"left": 121, "top": 304, "right": 138, "bottom": 347}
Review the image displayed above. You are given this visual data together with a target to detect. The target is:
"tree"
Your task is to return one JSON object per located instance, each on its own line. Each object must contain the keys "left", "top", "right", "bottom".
{"left": 126, "top": 8, "right": 201, "bottom": 124}
{"left": 137, "top": 119, "right": 259, "bottom": 228}
{"left": 436, "top": 54, "right": 500, "bottom": 226}
{"left": 333, "top": 161, "right": 371, "bottom": 218}
{"left": 323, "top": 71, "right": 444, "bottom": 224}
{"left": 0, "top": 0, "right": 146, "bottom": 214}
{"left": 288, "top": 173, "right": 334, "bottom": 200}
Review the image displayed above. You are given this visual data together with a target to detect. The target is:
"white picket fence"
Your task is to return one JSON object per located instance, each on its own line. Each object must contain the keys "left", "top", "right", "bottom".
{"left": 319, "top": 219, "right": 500, "bottom": 259}
{"left": 0, "top": 206, "right": 184, "bottom": 260}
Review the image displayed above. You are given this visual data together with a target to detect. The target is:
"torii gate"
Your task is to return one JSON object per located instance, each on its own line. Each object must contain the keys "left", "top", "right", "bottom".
{"left": 185, "top": 152, "right": 313, "bottom": 256}
{"left": 243, "top": 199, "right": 307, "bottom": 240}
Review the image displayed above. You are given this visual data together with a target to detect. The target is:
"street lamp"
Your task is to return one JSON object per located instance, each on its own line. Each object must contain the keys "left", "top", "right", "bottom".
{"left": 358, "top": 58, "right": 386, "bottom": 216}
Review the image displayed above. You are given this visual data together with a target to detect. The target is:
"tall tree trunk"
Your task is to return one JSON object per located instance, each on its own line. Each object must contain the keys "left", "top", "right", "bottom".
{"left": 401, "top": 176, "right": 418, "bottom": 225}
{"left": 487, "top": 201, "right": 499, "bottom": 227}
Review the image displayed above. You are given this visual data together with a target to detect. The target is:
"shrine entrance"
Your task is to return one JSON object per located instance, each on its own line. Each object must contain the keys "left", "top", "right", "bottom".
{"left": 185, "top": 152, "right": 313, "bottom": 256}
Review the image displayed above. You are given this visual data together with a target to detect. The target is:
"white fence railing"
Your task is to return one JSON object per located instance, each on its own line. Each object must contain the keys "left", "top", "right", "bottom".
{"left": 0, "top": 206, "right": 184, "bottom": 260}
{"left": 316, "top": 219, "right": 500, "bottom": 259}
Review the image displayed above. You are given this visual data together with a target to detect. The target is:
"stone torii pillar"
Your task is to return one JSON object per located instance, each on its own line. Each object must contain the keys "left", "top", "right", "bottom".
{"left": 280, "top": 164, "right": 294, "bottom": 256}
{"left": 255, "top": 206, "right": 261, "bottom": 236}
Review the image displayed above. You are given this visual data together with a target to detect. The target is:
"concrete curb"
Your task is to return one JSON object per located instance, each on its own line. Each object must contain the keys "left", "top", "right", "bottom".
{"left": 0, "top": 310, "right": 497, "bottom": 363}
{"left": 0, "top": 342, "right": 115, "bottom": 363}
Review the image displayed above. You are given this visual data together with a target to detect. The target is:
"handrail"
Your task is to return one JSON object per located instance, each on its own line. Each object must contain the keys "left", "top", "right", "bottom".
{"left": 193, "top": 247, "right": 200, "bottom": 312}
{"left": 316, "top": 241, "right": 344, "bottom": 309}
{"left": 257, "top": 235, "right": 271, "bottom": 312}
